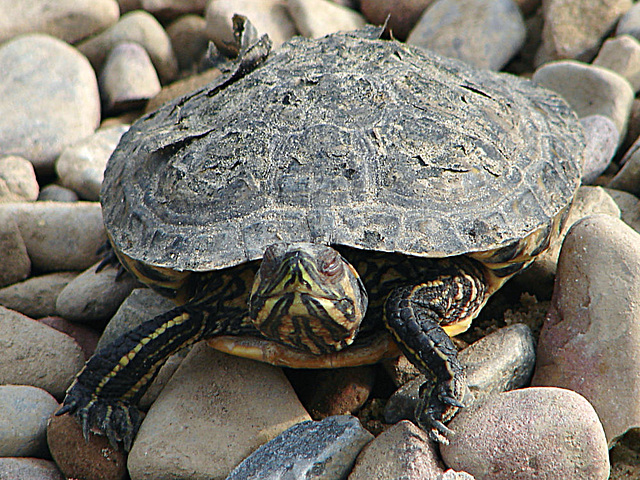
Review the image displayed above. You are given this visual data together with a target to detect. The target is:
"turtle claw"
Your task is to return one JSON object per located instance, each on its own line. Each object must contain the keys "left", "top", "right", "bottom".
{"left": 414, "top": 378, "right": 466, "bottom": 445}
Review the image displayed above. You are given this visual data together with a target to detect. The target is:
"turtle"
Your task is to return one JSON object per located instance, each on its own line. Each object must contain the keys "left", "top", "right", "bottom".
{"left": 58, "top": 23, "right": 584, "bottom": 451}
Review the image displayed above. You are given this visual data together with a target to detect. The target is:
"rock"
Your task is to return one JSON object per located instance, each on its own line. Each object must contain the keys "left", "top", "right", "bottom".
{"left": 406, "top": 0, "right": 526, "bottom": 71}
{"left": 77, "top": 11, "right": 178, "bottom": 83}
{"left": 287, "top": 0, "right": 366, "bottom": 39}
{"left": 0, "top": 34, "right": 101, "bottom": 172}
{"left": 617, "top": 2, "right": 640, "bottom": 39}
{"left": 439, "top": 470, "right": 477, "bottom": 480}
{"left": 0, "top": 306, "right": 84, "bottom": 399}
{"left": 348, "top": 420, "right": 446, "bottom": 479}
{"left": 99, "top": 42, "right": 162, "bottom": 114}
{"left": 286, "top": 365, "right": 375, "bottom": 419}
{"left": 0, "top": 272, "right": 77, "bottom": 319}
{"left": 0, "top": 211, "right": 30, "bottom": 288}
{"left": 0, "top": 155, "right": 39, "bottom": 202}
{"left": 47, "top": 413, "right": 128, "bottom": 480}
{"left": 0, "top": 201, "right": 106, "bottom": 272}
{"left": 205, "top": 0, "right": 297, "bottom": 53}
{"left": 360, "top": 0, "right": 435, "bottom": 40}
{"left": 127, "top": 342, "right": 311, "bottom": 479}
{"left": 39, "top": 316, "right": 101, "bottom": 360}
{"left": 621, "top": 98, "right": 640, "bottom": 153}
{"left": 56, "top": 125, "right": 128, "bottom": 201}
{"left": 535, "top": 0, "right": 632, "bottom": 65}
{"left": 440, "top": 387, "right": 610, "bottom": 480}
{"left": 605, "top": 188, "right": 640, "bottom": 232}
{"left": 166, "top": 14, "right": 209, "bottom": 73}
{"left": 227, "top": 415, "right": 373, "bottom": 480}
{"left": 532, "top": 60, "right": 634, "bottom": 141}
{"left": 531, "top": 214, "right": 640, "bottom": 446}
{"left": 145, "top": 67, "right": 222, "bottom": 113}
{"left": 593, "top": 35, "right": 640, "bottom": 92}
{"left": 140, "top": 0, "right": 207, "bottom": 18}
{"left": 384, "top": 324, "right": 535, "bottom": 424}
{"left": 55, "top": 261, "right": 141, "bottom": 325}
{"left": 0, "top": 0, "right": 120, "bottom": 45}
{"left": 0, "top": 458, "right": 64, "bottom": 480}
{"left": 580, "top": 115, "right": 620, "bottom": 184}
{"left": 0, "top": 385, "right": 59, "bottom": 457}
{"left": 38, "top": 184, "right": 79, "bottom": 202}
{"left": 609, "top": 135, "right": 640, "bottom": 195}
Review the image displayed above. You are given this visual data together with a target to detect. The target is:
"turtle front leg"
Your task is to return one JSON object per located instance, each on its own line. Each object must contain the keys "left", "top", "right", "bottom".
{"left": 383, "top": 257, "right": 489, "bottom": 444}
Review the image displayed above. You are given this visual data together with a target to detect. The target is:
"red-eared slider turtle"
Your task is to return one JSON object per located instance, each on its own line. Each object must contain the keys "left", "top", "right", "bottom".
{"left": 58, "top": 24, "right": 584, "bottom": 451}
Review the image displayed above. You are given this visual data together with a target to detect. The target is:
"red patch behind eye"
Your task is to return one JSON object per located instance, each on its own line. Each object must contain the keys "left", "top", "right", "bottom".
{"left": 320, "top": 252, "right": 342, "bottom": 276}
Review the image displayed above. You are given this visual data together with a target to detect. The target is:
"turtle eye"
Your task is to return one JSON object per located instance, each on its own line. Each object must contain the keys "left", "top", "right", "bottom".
{"left": 320, "top": 252, "right": 342, "bottom": 277}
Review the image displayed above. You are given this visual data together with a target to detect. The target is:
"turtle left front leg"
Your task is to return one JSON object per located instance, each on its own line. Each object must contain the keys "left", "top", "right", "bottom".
{"left": 384, "top": 257, "right": 489, "bottom": 443}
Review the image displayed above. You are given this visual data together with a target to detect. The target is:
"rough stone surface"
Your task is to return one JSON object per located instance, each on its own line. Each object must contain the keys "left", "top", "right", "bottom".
{"left": 406, "top": 0, "right": 526, "bottom": 70}
{"left": 0, "top": 0, "right": 120, "bottom": 44}
{"left": 227, "top": 415, "right": 373, "bottom": 480}
{"left": 0, "top": 202, "right": 106, "bottom": 272}
{"left": 47, "top": 413, "right": 128, "bottom": 480}
{"left": 145, "top": 67, "right": 222, "bottom": 114}
{"left": 0, "top": 34, "right": 101, "bottom": 172}
{"left": 0, "top": 155, "right": 39, "bottom": 202}
{"left": 99, "top": 42, "right": 162, "bottom": 114}
{"left": 360, "top": 0, "right": 435, "bottom": 40}
{"left": 127, "top": 342, "right": 312, "bottom": 480}
{"left": 0, "top": 306, "right": 84, "bottom": 399}
{"left": 440, "top": 387, "right": 609, "bottom": 479}
{"left": 531, "top": 214, "right": 640, "bottom": 446}
{"left": 593, "top": 35, "right": 640, "bottom": 92}
{"left": 0, "top": 211, "right": 30, "bottom": 288}
{"left": 56, "top": 125, "right": 128, "bottom": 201}
{"left": 348, "top": 420, "right": 446, "bottom": 479}
{"left": 0, "top": 385, "right": 59, "bottom": 457}
{"left": 287, "top": 0, "right": 366, "bottom": 39}
{"left": 77, "top": 11, "right": 178, "bottom": 83}
{"left": 0, "top": 271, "right": 77, "bottom": 319}
{"left": 580, "top": 115, "right": 620, "bottom": 184}
{"left": 533, "top": 60, "right": 634, "bottom": 140}
{"left": 0, "top": 458, "right": 64, "bottom": 480}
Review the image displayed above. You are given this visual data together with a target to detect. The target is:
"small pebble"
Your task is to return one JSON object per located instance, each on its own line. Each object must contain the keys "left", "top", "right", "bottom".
{"left": 144, "top": 67, "right": 222, "bottom": 114}
{"left": 616, "top": 2, "right": 640, "bottom": 38}
{"left": 580, "top": 115, "right": 620, "bottom": 184}
{"left": 348, "top": 420, "right": 446, "bottom": 479}
{"left": 0, "top": 458, "right": 64, "bottom": 480}
{"left": 593, "top": 34, "right": 640, "bottom": 92}
{"left": 605, "top": 188, "right": 640, "bottom": 232}
{"left": 359, "top": 0, "right": 435, "bottom": 40}
{"left": 77, "top": 11, "right": 178, "bottom": 83}
{"left": 56, "top": 125, "right": 129, "bottom": 201}
{"left": 0, "top": 34, "right": 100, "bottom": 172}
{"left": 37, "top": 184, "right": 79, "bottom": 202}
{"left": 608, "top": 136, "right": 640, "bottom": 195}
{"left": 140, "top": 0, "right": 207, "bottom": 18}
{"left": 440, "top": 387, "right": 610, "bottom": 480}
{"left": 99, "top": 42, "right": 162, "bottom": 114}
{"left": 287, "top": 0, "right": 366, "bottom": 39}
{"left": 0, "top": 155, "right": 39, "bottom": 202}
{"left": 406, "top": 0, "right": 525, "bottom": 70}
{"left": 621, "top": 98, "right": 640, "bottom": 152}
{"left": 439, "top": 470, "right": 477, "bottom": 480}
{"left": 0, "top": 306, "right": 84, "bottom": 399}
{"left": 127, "top": 342, "right": 311, "bottom": 479}
{"left": 227, "top": 415, "right": 373, "bottom": 480}
{"left": 0, "top": 201, "right": 106, "bottom": 272}
{"left": 535, "top": 0, "right": 632, "bottom": 65}
{"left": 0, "top": 271, "right": 77, "bottom": 319}
{"left": 0, "top": 385, "right": 59, "bottom": 457}
{"left": 532, "top": 214, "right": 640, "bottom": 446}
{"left": 0, "top": 210, "right": 31, "bottom": 288}
{"left": 533, "top": 60, "right": 634, "bottom": 141}
{"left": 39, "top": 316, "right": 101, "bottom": 360}
{"left": 166, "top": 14, "right": 210, "bottom": 73}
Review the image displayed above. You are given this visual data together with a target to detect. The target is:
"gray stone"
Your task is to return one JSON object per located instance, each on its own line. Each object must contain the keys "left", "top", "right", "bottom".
{"left": 127, "top": 342, "right": 311, "bottom": 479}
{"left": 0, "top": 272, "right": 77, "bottom": 319}
{"left": 609, "top": 135, "right": 640, "bottom": 196}
{"left": 348, "top": 420, "right": 445, "bottom": 479}
{"left": 533, "top": 60, "right": 634, "bottom": 141}
{"left": 0, "top": 210, "right": 30, "bottom": 288}
{"left": 360, "top": 0, "right": 435, "bottom": 40}
{"left": 593, "top": 35, "right": 640, "bottom": 92}
{"left": 55, "top": 261, "right": 141, "bottom": 325}
{"left": 166, "top": 14, "right": 209, "bottom": 73}
{"left": 580, "top": 115, "right": 620, "bottom": 184}
{"left": 0, "top": 156, "right": 39, "bottom": 202}
{"left": 99, "top": 42, "right": 162, "bottom": 114}
{"left": 228, "top": 415, "right": 373, "bottom": 480}
{"left": 440, "top": 387, "right": 610, "bottom": 480}
{"left": 56, "top": 125, "right": 128, "bottom": 201}
{"left": 0, "top": 0, "right": 120, "bottom": 45}
{"left": 406, "top": 0, "right": 525, "bottom": 70}
{"left": 0, "top": 34, "right": 100, "bottom": 172}
{"left": 0, "top": 385, "right": 59, "bottom": 457}
{"left": 605, "top": 188, "right": 640, "bottom": 232}
{"left": 0, "top": 458, "right": 64, "bottom": 480}
{"left": 617, "top": 2, "right": 640, "bottom": 39}
{"left": 0, "top": 306, "right": 84, "bottom": 399}
{"left": 77, "top": 11, "right": 178, "bottom": 83}
{"left": 37, "top": 184, "right": 79, "bottom": 202}
{"left": 535, "top": 0, "right": 632, "bottom": 65}
{"left": 287, "top": 0, "right": 366, "bottom": 39}
{"left": 532, "top": 214, "right": 640, "bottom": 446}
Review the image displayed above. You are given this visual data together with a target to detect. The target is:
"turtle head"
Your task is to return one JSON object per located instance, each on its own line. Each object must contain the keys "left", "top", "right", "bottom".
{"left": 249, "top": 242, "right": 368, "bottom": 355}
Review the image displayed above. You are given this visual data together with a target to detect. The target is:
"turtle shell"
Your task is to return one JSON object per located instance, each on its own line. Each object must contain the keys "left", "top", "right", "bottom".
{"left": 102, "top": 28, "right": 584, "bottom": 272}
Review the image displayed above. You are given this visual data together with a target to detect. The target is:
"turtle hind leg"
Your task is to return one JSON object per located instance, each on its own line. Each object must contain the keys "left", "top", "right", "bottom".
{"left": 383, "top": 257, "right": 488, "bottom": 443}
